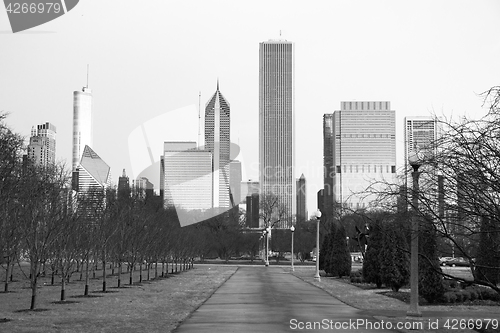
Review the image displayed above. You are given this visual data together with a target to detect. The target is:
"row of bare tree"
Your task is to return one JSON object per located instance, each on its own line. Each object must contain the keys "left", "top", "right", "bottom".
{"left": 0, "top": 113, "right": 243, "bottom": 309}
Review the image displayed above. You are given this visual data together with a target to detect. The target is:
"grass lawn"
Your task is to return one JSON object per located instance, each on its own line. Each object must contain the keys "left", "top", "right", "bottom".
{"left": 0, "top": 263, "right": 237, "bottom": 333}
{"left": 292, "top": 266, "right": 500, "bottom": 333}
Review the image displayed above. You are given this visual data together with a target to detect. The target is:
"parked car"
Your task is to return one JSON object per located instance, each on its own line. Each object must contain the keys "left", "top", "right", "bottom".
{"left": 441, "top": 257, "right": 469, "bottom": 267}
{"left": 439, "top": 257, "right": 454, "bottom": 265}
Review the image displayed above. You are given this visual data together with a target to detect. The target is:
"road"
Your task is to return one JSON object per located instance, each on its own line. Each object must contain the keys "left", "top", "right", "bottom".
{"left": 174, "top": 266, "right": 396, "bottom": 332}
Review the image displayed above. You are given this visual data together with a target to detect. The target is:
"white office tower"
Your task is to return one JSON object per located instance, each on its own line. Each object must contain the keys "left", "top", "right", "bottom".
{"left": 331, "top": 101, "right": 396, "bottom": 210}
{"left": 161, "top": 142, "right": 213, "bottom": 211}
{"left": 259, "top": 39, "right": 295, "bottom": 228}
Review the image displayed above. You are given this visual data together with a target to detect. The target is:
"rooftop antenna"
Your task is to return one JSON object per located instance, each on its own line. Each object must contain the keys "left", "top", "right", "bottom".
{"left": 198, "top": 91, "right": 201, "bottom": 149}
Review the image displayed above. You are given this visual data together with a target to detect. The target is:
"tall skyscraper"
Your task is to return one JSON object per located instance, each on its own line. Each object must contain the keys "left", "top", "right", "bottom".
{"left": 72, "top": 87, "right": 92, "bottom": 172}
{"left": 161, "top": 142, "right": 213, "bottom": 211}
{"left": 259, "top": 39, "right": 295, "bottom": 228}
{"left": 27, "top": 122, "right": 56, "bottom": 166}
{"left": 205, "top": 81, "right": 231, "bottom": 208}
{"left": 296, "top": 174, "right": 307, "bottom": 223}
{"left": 72, "top": 86, "right": 92, "bottom": 190}
{"left": 327, "top": 101, "right": 396, "bottom": 210}
{"left": 118, "top": 169, "right": 130, "bottom": 200}
{"left": 323, "top": 114, "right": 334, "bottom": 217}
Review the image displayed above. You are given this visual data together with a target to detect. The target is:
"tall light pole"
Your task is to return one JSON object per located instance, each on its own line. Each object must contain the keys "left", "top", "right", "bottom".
{"left": 407, "top": 151, "right": 422, "bottom": 318}
{"left": 313, "top": 210, "right": 322, "bottom": 281}
{"left": 290, "top": 225, "right": 295, "bottom": 271}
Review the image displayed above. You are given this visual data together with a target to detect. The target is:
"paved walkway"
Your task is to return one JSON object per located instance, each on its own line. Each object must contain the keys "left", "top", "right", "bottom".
{"left": 174, "top": 267, "right": 396, "bottom": 332}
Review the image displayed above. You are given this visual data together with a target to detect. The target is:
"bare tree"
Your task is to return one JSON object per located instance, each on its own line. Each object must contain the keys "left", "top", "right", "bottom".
{"left": 0, "top": 113, "right": 25, "bottom": 292}
{"left": 20, "top": 162, "right": 71, "bottom": 309}
{"left": 363, "top": 86, "right": 500, "bottom": 294}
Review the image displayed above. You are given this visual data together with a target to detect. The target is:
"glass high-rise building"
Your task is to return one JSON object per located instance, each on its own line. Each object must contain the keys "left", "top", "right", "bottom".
{"left": 404, "top": 116, "right": 438, "bottom": 166}
{"left": 404, "top": 116, "right": 440, "bottom": 212}
{"left": 259, "top": 39, "right": 295, "bottom": 228}
{"left": 326, "top": 101, "right": 396, "bottom": 211}
{"left": 161, "top": 142, "right": 213, "bottom": 211}
{"left": 205, "top": 82, "right": 231, "bottom": 208}
{"left": 323, "top": 114, "right": 335, "bottom": 217}
{"left": 76, "top": 145, "right": 112, "bottom": 191}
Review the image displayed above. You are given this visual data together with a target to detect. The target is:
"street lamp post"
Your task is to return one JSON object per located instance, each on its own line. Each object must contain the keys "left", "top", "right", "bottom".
{"left": 265, "top": 227, "right": 270, "bottom": 267}
{"left": 290, "top": 225, "right": 295, "bottom": 271}
{"left": 407, "top": 151, "right": 422, "bottom": 318}
{"left": 313, "top": 210, "right": 322, "bottom": 281}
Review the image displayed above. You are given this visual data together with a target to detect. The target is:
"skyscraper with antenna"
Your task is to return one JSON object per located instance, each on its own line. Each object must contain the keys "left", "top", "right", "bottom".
{"left": 72, "top": 66, "right": 93, "bottom": 189}
{"left": 259, "top": 39, "right": 295, "bottom": 228}
{"left": 205, "top": 80, "right": 231, "bottom": 208}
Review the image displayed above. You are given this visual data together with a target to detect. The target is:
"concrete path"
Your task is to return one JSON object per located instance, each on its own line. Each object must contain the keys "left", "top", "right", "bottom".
{"left": 174, "top": 267, "right": 396, "bottom": 332}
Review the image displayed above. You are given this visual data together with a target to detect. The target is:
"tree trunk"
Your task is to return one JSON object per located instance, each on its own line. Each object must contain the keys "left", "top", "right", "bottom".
{"left": 30, "top": 260, "right": 39, "bottom": 310}
{"left": 84, "top": 257, "right": 90, "bottom": 296}
{"left": 102, "top": 257, "right": 107, "bottom": 292}
{"left": 4, "top": 255, "right": 11, "bottom": 292}
{"left": 51, "top": 265, "right": 55, "bottom": 285}
{"left": 139, "top": 261, "right": 143, "bottom": 283}
{"left": 129, "top": 264, "right": 133, "bottom": 285}
{"left": 61, "top": 268, "right": 66, "bottom": 301}
{"left": 117, "top": 261, "right": 122, "bottom": 288}
{"left": 155, "top": 262, "right": 158, "bottom": 279}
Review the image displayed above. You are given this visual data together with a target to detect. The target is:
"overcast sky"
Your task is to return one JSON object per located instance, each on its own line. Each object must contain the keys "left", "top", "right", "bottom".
{"left": 1, "top": 0, "right": 500, "bottom": 216}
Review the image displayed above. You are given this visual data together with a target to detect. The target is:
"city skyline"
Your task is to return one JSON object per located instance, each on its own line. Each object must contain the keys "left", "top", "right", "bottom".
{"left": 2, "top": 0, "right": 500, "bottom": 216}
